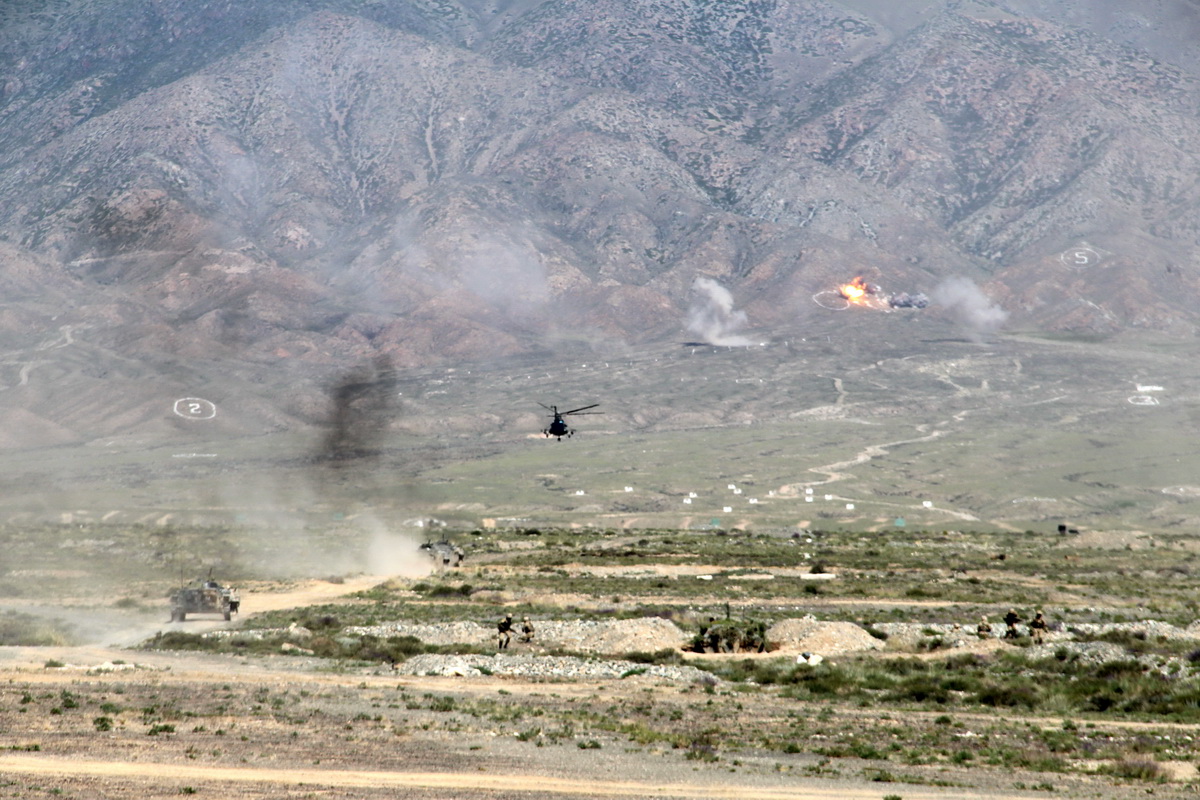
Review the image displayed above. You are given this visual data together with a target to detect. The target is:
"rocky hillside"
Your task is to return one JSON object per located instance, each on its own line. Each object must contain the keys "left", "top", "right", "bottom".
{"left": 0, "top": 0, "right": 1198, "bottom": 442}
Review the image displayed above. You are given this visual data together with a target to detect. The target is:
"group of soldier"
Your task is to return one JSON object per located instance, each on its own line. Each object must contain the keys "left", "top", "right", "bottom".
{"left": 493, "top": 609, "right": 1052, "bottom": 653}
{"left": 976, "top": 609, "right": 1048, "bottom": 644}
{"left": 496, "top": 612, "right": 536, "bottom": 649}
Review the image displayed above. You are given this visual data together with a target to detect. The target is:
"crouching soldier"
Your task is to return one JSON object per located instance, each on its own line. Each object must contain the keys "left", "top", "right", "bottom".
{"left": 1029, "top": 611, "right": 1048, "bottom": 645}
{"left": 519, "top": 617, "right": 535, "bottom": 643}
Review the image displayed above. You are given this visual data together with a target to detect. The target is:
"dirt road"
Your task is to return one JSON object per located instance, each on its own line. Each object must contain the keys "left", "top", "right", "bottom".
{"left": 0, "top": 753, "right": 1003, "bottom": 799}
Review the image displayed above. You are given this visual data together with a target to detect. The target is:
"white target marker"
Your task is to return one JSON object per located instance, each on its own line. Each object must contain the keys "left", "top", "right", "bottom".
{"left": 173, "top": 397, "right": 217, "bottom": 420}
{"left": 1059, "top": 246, "right": 1102, "bottom": 269}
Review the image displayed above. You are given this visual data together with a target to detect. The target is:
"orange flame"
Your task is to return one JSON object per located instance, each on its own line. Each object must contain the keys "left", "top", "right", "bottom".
{"left": 839, "top": 276, "right": 871, "bottom": 302}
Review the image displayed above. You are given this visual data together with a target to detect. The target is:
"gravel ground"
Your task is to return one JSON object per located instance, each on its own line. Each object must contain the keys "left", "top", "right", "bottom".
{"left": 873, "top": 620, "right": 1200, "bottom": 650}
{"left": 767, "top": 616, "right": 885, "bottom": 655}
{"left": 343, "top": 617, "right": 688, "bottom": 654}
{"left": 396, "top": 652, "right": 717, "bottom": 683}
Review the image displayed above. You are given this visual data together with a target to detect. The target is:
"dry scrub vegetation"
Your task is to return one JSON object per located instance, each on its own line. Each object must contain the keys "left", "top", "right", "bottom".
{"left": 4, "top": 524, "right": 1200, "bottom": 797}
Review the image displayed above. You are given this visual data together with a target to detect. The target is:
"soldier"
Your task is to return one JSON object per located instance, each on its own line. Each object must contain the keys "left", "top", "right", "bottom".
{"left": 1029, "top": 611, "right": 1048, "bottom": 644}
{"left": 497, "top": 612, "right": 513, "bottom": 650}
{"left": 976, "top": 615, "right": 992, "bottom": 639}
{"left": 702, "top": 617, "right": 720, "bottom": 653}
{"left": 1003, "top": 608, "right": 1021, "bottom": 639}
{"left": 519, "top": 616, "right": 535, "bottom": 643}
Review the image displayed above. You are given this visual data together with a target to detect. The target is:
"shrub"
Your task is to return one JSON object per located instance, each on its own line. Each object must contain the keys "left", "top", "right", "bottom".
{"left": 1100, "top": 759, "right": 1165, "bottom": 781}
{"left": 975, "top": 682, "right": 1039, "bottom": 709}
{"left": 425, "top": 583, "right": 473, "bottom": 598}
{"left": 624, "top": 649, "right": 684, "bottom": 666}
{"left": 884, "top": 676, "right": 950, "bottom": 705}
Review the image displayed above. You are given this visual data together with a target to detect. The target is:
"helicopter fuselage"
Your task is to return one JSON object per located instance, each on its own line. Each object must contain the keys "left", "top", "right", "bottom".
{"left": 544, "top": 415, "right": 571, "bottom": 439}
{"left": 539, "top": 403, "right": 598, "bottom": 440}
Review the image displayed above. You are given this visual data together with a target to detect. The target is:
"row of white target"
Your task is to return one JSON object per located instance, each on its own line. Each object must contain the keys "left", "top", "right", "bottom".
{"left": 569, "top": 484, "right": 936, "bottom": 513}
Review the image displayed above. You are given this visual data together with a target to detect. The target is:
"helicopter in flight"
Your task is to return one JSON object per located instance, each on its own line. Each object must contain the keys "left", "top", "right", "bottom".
{"left": 540, "top": 403, "right": 601, "bottom": 440}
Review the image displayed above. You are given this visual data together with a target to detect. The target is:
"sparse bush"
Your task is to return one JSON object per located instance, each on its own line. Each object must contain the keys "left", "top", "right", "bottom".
{"left": 884, "top": 676, "right": 950, "bottom": 704}
{"left": 689, "top": 619, "right": 768, "bottom": 653}
{"left": 624, "top": 649, "right": 684, "bottom": 666}
{"left": 423, "top": 583, "right": 473, "bottom": 598}
{"left": 300, "top": 614, "right": 341, "bottom": 631}
{"left": 974, "top": 682, "right": 1039, "bottom": 709}
{"left": 1100, "top": 759, "right": 1165, "bottom": 781}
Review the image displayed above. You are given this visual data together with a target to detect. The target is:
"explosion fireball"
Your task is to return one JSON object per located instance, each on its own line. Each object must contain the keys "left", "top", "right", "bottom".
{"left": 838, "top": 276, "right": 876, "bottom": 304}
{"left": 815, "top": 276, "right": 929, "bottom": 311}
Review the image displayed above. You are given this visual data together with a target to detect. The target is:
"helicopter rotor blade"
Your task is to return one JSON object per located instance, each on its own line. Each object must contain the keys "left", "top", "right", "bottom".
{"left": 562, "top": 404, "right": 600, "bottom": 415}
{"left": 538, "top": 403, "right": 557, "bottom": 413}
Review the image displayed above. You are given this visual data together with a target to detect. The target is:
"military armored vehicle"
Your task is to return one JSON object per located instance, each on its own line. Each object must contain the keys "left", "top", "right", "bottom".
{"left": 169, "top": 578, "right": 240, "bottom": 622}
{"left": 420, "top": 538, "right": 464, "bottom": 569}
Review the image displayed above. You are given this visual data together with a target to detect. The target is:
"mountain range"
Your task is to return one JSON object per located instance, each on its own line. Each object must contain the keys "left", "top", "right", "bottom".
{"left": 1, "top": 0, "right": 1199, "bottom": 446}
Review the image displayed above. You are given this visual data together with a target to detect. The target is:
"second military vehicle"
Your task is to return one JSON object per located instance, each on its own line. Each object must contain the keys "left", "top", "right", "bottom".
{"left": 169, "top": 578, "right": 240, "bottom": 622}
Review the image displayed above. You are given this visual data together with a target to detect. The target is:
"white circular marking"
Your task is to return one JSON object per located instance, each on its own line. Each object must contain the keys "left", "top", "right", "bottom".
{"left": 173, "top": 397, "right": 217, "bottom": 420}
{"left": 1059, "top": 246, "right": 1102, "bottom": 270}
{"left": 1127, "top": 395, "right": 1160, "bottom": 406}
{"left": 813, "top": 290, "right": 850, "bottom": 310}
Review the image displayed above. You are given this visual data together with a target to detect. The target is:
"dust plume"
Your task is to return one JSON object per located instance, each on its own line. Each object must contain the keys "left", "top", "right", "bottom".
{"left": 685, "top": 277, "right": 754, "bottom": 346}
{"left": 931, "top": 276, "right": 1008, "bottom": 341}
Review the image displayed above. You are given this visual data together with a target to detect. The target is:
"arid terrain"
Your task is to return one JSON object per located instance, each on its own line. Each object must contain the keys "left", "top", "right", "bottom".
{"left": 4, "top": 2, "right": 1200, "bottom": 797}
{"left": 6, "top": 525, "right": 1200, "bottom": 798}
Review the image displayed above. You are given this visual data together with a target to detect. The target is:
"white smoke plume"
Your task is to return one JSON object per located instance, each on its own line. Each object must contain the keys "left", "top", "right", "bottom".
{"left": 931, "top": 277, "right": 1008, "bottom": 341}
{"left": 686, "top": 277, "right": 754, "bottom": 346}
